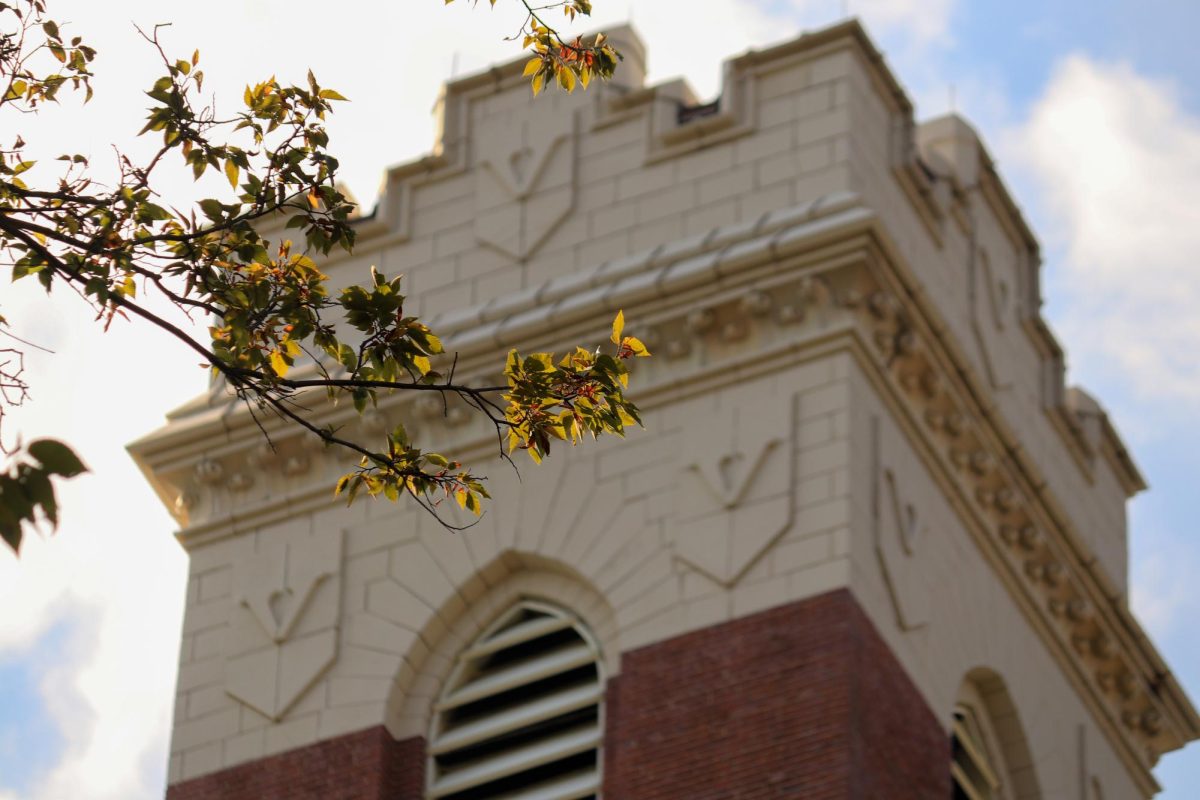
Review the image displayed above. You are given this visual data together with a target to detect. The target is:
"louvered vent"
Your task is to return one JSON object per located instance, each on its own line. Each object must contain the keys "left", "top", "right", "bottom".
{"left": 427, "top": 601, "right": 604, "bottom": 800}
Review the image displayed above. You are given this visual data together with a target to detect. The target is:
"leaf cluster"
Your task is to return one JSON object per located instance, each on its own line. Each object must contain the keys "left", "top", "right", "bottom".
{"left": 0, "top": 0, "right": 95, "bottom": 109}
{"left": 503, "top": 310, "right": 649, "bottom": 464}
{"left": 448, "top": 0, "right": 621, "bottom": 95}
{"left": 0, "top": 438, "right": 85, "bottom": 553}
{"left": 0, "top": 0, "right": 642, "bottom": 551}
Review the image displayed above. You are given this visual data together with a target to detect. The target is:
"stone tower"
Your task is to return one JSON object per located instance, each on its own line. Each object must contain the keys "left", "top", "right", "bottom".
{"left": 131, "top": 20, "right": 1198, "bottom": 799}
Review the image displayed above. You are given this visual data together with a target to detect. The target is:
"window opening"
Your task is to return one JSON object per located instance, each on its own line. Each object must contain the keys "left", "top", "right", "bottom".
{"left": 428, "top": 601, "right": 604, "bottom": 800}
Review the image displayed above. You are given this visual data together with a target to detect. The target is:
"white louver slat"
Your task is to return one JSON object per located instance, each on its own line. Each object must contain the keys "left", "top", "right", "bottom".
{"left": 427, "top": 602, "right": 604, "bottom": 800}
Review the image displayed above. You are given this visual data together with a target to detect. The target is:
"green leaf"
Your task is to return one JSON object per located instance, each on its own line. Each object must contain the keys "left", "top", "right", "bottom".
{"left": 0, "top": 509, "right": 22, "bottom": 554}
{"left": 28, "top": 439, "right": 87, "bottom": 477}
{"left": 197, "top": 199, "right": 223, "bottom": 222}
{"left": 23, "top": 469, "right": 56, "bottom": 527}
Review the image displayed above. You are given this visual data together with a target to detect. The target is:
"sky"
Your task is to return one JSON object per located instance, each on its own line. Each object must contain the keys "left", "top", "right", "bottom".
{"left": 1, "top": 0, "right": 1198, "bottom": 797}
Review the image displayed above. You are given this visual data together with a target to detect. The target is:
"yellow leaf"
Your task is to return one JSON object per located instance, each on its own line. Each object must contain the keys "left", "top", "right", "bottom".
{"left": 558, "top": 66, "right": 576, "bottom": 92}
{"left": 532, "top": 73, "right": 544, "bottom": 96}
{"left": 454, "top": 489, "right": 468, "bottom": 509}
{"left": 307, "top": 190, "right": 320, "bottom": 209}
{"left": 580, "top": 67, "right": 592, "bottom": 89}
{"left": 224, "top": 159, "right": 239, "bottom": 189}
{"left": 625, "top": 336, "right": 651, "bottom": 357}
{"left": 413, "top": 355, "right": 431, "bottom": 374}
{"left": 284, "top": 339, "right": 302, "bottom": 357}
{"left": 611, "top": 310, "right": 624, "bottom": 344}
{"left": 269, "top": 350, "right": 289, "bottom": 377}
{"left": 523, "top": 58, "right": 542, "bottom": 77}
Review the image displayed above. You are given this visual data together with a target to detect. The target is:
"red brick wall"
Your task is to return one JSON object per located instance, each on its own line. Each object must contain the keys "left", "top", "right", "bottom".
{"left": 168, "top": 589, "right": 945, "bottom": 799}
{"left": 166, "top": 726, "right": 424, "bottom": 800}
{"left": 603, "top": 588, "right": 949, "bottom": 799}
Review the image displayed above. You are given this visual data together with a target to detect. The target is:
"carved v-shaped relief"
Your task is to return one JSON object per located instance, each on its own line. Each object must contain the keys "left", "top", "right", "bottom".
{"left": 474, "top": 110, "right": 578, "bottom": 261}
{"left": 241, "top": 564, "right": 330, "bottom": 645}
{"left": 225, "top": 531, "right": 342, "bottom": 721}
{"left": 693, "top": 440, "right": 781, "bottom": 510}
{"left": 981, "top": 251, "right": 1010, "bottom": 332}
{"left": 970, "top": 247, "right": 1013, "bottom": 391}
{"left": 668, "top": 394, "right": 796, "bottom": 587}
{"left": 873, "top": 416, "right": 930, "bottom": 631}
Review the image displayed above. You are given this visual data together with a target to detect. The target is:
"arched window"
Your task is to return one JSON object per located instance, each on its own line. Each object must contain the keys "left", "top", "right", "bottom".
{"left": 952, "top": 703, "right": 1003, "bottom": 800}
{"left": 427, "top": 600, "right": 605, "bottom": 800}
{"left": 950, "top": 672, "right": 1043, "bottom": 800}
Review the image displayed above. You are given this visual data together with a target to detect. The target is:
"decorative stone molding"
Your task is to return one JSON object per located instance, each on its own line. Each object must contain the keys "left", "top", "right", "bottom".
{"left": 225, "top": 531, "right": 343, "bottom": 722}
{"left": 871, "top": 416, "right": 930, "bottom": 631}
{"left": 474, "top": 109, "right": 577, "bottom": 262}
{"left": 193, "top": 459, "right": 224, "bottom": 486}
{"left": 969, "top": 246, "right": 1015, "bottom": 392}
{"left": 668, "top": 393, "right": 795, "bottom": 587}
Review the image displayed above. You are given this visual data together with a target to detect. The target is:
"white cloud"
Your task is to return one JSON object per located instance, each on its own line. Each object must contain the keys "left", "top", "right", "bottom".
{"left": 1005, "top": 57, "right": 1200, "bottom": 418}
{"left": 0, "top": 279, "right": 193, "bottom": 799}
{"left": 1002, "top": 56, "right": 1200, "bottom": 666}
{"left": 846, "top": 0, "right": 955, "bottom": 44}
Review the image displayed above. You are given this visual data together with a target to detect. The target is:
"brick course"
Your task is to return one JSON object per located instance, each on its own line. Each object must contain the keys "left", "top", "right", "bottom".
{"left": 166, "top": 727, "right": 424, "bottom": 800}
